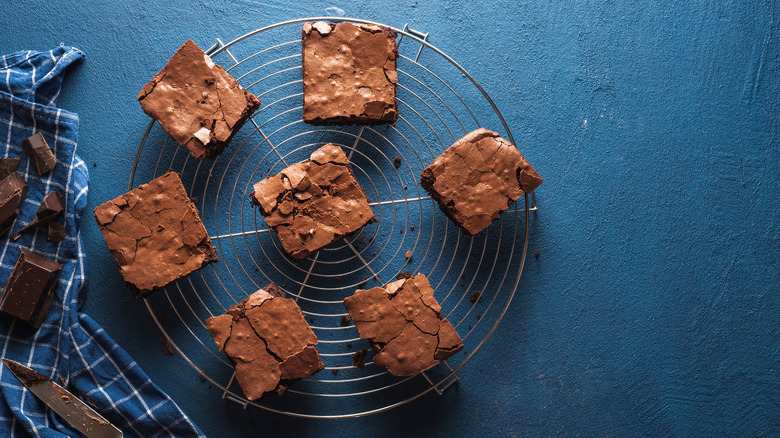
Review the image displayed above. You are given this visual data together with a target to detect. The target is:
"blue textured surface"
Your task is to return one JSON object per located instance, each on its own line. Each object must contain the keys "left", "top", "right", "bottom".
{"left": 3, "top": 1, "right": 779, "bottom": 436}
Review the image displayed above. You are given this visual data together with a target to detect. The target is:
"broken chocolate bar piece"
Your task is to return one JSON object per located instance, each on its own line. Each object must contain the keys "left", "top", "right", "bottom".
{"left": 0, "top": 172, "right": 29, "bottom": 236}
{"left": 93, "top": 172, "right": 218, "bottom": 298}
{"left": 47, "top": 222, "right": 67, "bottom": 243}
{"left": 343, "top": 274, "right": 464, "bottom": 376}
{"left": 205, "top": 284, "right": 324, "bottom": 400}
{"left": 250, "top": 144, "right": 376, "bottom": 260}
{"left": 420, "top": 128, "right": 543, "bottom": 235}
{"left": 0, "top": 157, "right": 21, "bottom": 181}
{"left": 22, "top": 133, "right": 57, "bottom": 175}
{"left": 302, "top": 21, "right": 398, "bottom": 125}
{"left": 0, "top": 249, "right": 62, "bottom": 329}
{"left": 13, "top": 191, "right": 64, "bottom": 240}
{"left": 138, "top": 40, "right": 261, "bottom": 159}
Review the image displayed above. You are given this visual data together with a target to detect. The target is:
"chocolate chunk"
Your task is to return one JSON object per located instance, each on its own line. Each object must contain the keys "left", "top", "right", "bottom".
{"left": 22, "top": 133, "right": 57, "bottom": 175}
{"left": 0, "top": 172, "right": 28, "bottom": 236}
{"left": 343, "top": 274, "right": 464, "bottom": 376}
{"left": 352, "top": 349, "right": 368, "bottom": 370}
{"left": 205, "top": 284, "right": 324, "bottom": 400}
{"left": 302, "top": 22, "right": 398, "bottom": 125}
{"left": 0, "top": 157, "right": 21, "bottom": 181}
{"left": 469, "top": 290, "right": 481, "bottom": 303}
{"left": 420, "top": 128, "right": 543, "bottom": 235}
{"left": 251, "top": 144, "right": 376, "bottom": 260}
{"left": 0, "top": 249, "right": 62, "bottom": 329}
{"left": 138, "top": 40, "right": 261, "bottom": 159}
{"left": 47, "top": 222, "right": 67, "bottom": 243}
{"left": 93, "top": 172, "right": 219, "bottom": 298}
{"left": 13, "top": 191, "right": 64, "bottom": 240}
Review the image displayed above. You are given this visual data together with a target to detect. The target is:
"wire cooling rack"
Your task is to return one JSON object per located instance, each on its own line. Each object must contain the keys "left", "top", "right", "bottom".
{"left": 129, "top": 17, "right": 538, "bottom": 418}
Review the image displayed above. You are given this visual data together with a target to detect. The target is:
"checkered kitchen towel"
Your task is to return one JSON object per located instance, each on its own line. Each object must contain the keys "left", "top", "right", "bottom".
{"left": 0, "top": 47, "right": 205, "bottom": 437}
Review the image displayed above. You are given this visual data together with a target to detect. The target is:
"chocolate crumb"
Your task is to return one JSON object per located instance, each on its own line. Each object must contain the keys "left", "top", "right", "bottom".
{"left": 331, "top": 368, "right": 339, "bottom": 375}
{"left": 346, "top": 342, "right": 352, "bottom": 349}
{"left": 341, "top": 315, "right": 351, "bottom": 326}
{"left": 352, "top": 349, "right": 368, "bottom": 370}
{"left": 160, "top": 336, "right": 174, "bottom": 355}
{"left": 469, "top": 291, "right": 481, "bottom": 303}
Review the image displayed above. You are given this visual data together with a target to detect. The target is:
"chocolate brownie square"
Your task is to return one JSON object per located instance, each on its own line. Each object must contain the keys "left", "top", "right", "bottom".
{"left": 138, "top": 40, "right": 261, "bottom": 159}
{"left": 343, "top": 274, "right": 463, "bottom": 376}
{"left": 302, "top": 21, "right": 398, "bottom": 125}
{"left": 251, "top": 144, "right": 376, "bottom": 260}
{"left": 206, "top": 284, "right": 324, "bottom": 400}
{"left": 94, "top": 172, "right": 218, "bottom": 298}
{"left": 421, "top": 128, "right": 543, "bottom": 235}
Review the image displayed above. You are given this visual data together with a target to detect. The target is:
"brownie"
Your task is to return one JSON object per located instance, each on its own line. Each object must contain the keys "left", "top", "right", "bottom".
{"left": 251, "top": 144, "right": 376, "bottom": 260}
{"left": 93, "top": 172, "right": 218, "bottom": 298}
{"left": 138, "top": 40, "right": 261, "bottom": 160}
{"left": 420, "top": 128, "right": 543, "bottom": 235}
{"left": 0, "top": 249, "right": 62, "bottom": 329}
{"left": 301, "top": 21, "right": 398, "bottom": 125}
{"left": 343, "top": 274, "right": 463, "bottom": 376}
{"left": 205, "top": 284, "right": 324, "bottom": 400}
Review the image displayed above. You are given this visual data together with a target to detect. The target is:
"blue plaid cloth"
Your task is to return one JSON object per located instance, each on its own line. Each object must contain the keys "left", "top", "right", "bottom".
{"left": 0, "top": 47, "right": 205, "bottom": 437}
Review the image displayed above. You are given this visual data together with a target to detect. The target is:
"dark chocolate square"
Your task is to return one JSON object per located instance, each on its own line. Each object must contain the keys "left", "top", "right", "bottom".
{"left": 138, "top": 40, "right": 261, "bottom": 159}
{"left": 93, "top": 172, "right": 218, "bottom": 298}
{"left": 251, "top": 144, "right": 376, "bottom": 260}
{"left": 0, "top": 249, "right": 62, "bottom": 329}
{"left": 302, "top": 21, "right": 398, "bottom": 125}
{"left": 0, "top": 172, "right": 28, "bottom": 236}
{"left": 22, "top": 133, "right": 57, "bottom": 175}
{"left": 420, "top": 128, "right": 543, "bottom": 235}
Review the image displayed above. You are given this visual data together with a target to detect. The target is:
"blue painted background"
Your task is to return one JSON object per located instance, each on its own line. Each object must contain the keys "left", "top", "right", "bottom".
{"left": 3, "top": 0, "right": 779, "bottom": 436}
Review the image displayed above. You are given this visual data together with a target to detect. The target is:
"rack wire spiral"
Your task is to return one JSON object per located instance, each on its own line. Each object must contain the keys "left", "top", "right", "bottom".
{"left": 130, "top": 17, "right": 537, "bottom": 418}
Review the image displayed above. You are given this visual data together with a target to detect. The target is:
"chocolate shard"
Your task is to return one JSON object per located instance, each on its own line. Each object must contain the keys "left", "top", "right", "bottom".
{"left": 22, "top": 133, "right": 57, "bottom": 175}
{"left": 0, "top": 157, "right": 21, "bottom": 181}
{"left": 13, "top": 191, "right": 64, "bottom": 240}
{"left": 250, "top": 144, "right": 376, "bottom": 260}
{"left": 47, "top": 222, "right": 67, "bottom": 243}
{"left": 0, "top": 249, "right": 63, "bottom": 329}
{"left": 302, "top": 22, "right": 398, "bottom": 125}
{"left": 420, "top": 128, "right": 543, "bottom": 235}
{"left": 138, "top": 40, "right": 261, "bottom": 160}
{"left": 0, "top": 172, "right": 28, "bottom": 236}
{"left": 93, "top": 172, "right": 218, "bottom": 298}
{"left": 343, "top": 274, "right": 463, "bottom": 376}
{"left": 205, "top": 284, "right": 324, "bottom": 400}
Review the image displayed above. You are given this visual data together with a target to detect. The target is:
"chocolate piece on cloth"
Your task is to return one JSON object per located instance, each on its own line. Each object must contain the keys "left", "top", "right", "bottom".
{"left": 0, "top": 157, "right": 21, "bottom": 181}
{"left": 12, "top": 191, "right": 64, "bottom": 240}
{"left": 23, "top": 132, "right": 57, "bottom": 175}
{"left": 343, "top": 274, "right": 463, "bottom": 376}
{"left": 138, "top": 40, "right": 261, "bottom": 160}
{"left": 420, "top": 128, "right": 543, "bottom": 235}
{"left": 0, "top": 172, "right": 28, "bottom": 236}
{"left": 47, "top": 222, "right": 67, "bottom": 243}
{"left": 93, "top": 171, "right": 218, "bottom": 298}
{"left": 0, "top": 249, "right": 62, "bottom": 329}
{"left": 251, "top": 144, "right": 376, "bottom": 260}
{"left": 301, "top": 21, "right": 399, "bottom": 125}
{"left": 206, "top": 284, "right": 324, "bottom": 400}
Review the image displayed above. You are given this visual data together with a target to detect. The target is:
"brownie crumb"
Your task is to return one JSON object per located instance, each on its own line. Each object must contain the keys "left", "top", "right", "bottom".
{"left": 393, "top": 156, "right": 402, "bottom": 169}
{"left": 160, "top": 336, "right": 174, "bottom": 355}
{"left": 157, "top": 313, "right": 165, "bottom": 321}
{"left": 410, "top": 225, "right": 414, "bottom": 231}
{"left": 396, "top": 271, "right": 413, "bottom": 280}
{"left": 199, "top": 370, "right": 207, "bottom": 382}
{"left": 93, "top": 162, "right": 97, "bottom": 167}
{"left": 346, "top": 342, "right": 352, "bottom": 349}
{"left": 405, "top": 250, "right": 412, "bottom": 258}
{"left": 469, "top": 291, "right": 481, "bottom": 303}
{"left": 534, "top": 251, "right": 540, "bottom": 259}
{"left": 476, "top": 312, "right": 481, "bottom": 320}
{"left": 403, "top": 185, "right": 408, "bottom": 190}
{"left": 191, "top": 196, "right": 199, "bottom": 204}
{"left": 331, "top": 369, "right": 339, "bottom": 375}
{"left": 340, "top": 315, "right": 351, "bottom": 326}
{"left": 352, "top": 349, "right": 368, "bottom": 370}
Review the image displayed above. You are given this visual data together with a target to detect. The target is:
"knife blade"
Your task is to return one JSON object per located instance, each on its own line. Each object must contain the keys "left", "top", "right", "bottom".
{"left": 2, "top": 359, "right": 123, "bottom": 438}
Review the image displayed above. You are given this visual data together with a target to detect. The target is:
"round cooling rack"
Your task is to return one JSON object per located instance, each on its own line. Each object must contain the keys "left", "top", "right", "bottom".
{"left": 130, "top": 17, "right": 538, "bottom": 418}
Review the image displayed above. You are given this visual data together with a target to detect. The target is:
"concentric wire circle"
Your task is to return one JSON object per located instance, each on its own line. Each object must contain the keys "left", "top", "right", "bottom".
{"left": 129, "top": 17, "right": 533, "bottom": 418}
